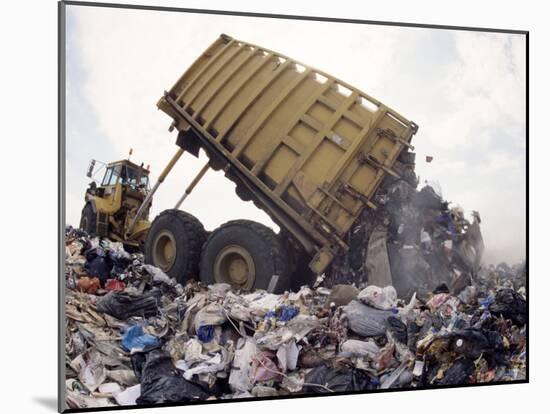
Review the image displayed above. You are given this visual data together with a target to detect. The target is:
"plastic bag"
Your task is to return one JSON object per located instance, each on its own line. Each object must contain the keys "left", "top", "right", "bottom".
{"left": 358, "top": 285, "right": 397, "bottom": 310}
{"left": 196, "top": 325, "right": 215, "bottom": 343}
{"left": 136, "top": 350, "right": 209, "bottom": 404}
{"left": 387, "top": 316, "right": 408, "bottom": 344}
{"left": 447, "top": 328, "right": 504, "bottom": 361}
{"left": 96, "top": 289, "right": 161, "bottom": 320}
{"left": 276, "top": 339, "right": 299, "bottom": 372}
{"left": 304, "top": 364, "right": 371, "bottom": 393}
{"left": 251, "top": 351, "right": 280, "bottom": 383}
{"left": 438, "top": 358, "right": 475, "bottom": 385}
{"left": 489, "top": 288, "right": 527, "bottom": 326}
{"left": 228, "top": 338, "right": 258, "bottom": 392}
{"left": 85, "top": 253, "right": 113, "bottom": 283}
{"left": 340, "top": 339, "right": 380, "bottom": 358}
{"left": 70, "top": 349, "right": 107, "bottom": 392}
{"left": 178, "top": 349, "right": 230, "bottom": 380}
{"left": 113, "top": 384, "right": 141, "bottom": 406}
{"left": 343, "top": 300, "right": 393, "bottom": 337}
{"left": 279, "top": 306, "right": 299, "bottom": 322}
{"left": 121, "top": 325, "right": 160, "bottom": 353}
{"left": 193, "top": 303, "right": 227, "bottom": 333}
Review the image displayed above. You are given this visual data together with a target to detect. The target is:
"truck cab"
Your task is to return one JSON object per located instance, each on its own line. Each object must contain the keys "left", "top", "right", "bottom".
{"left": 80, "top": 159, "right": 151, "bottom": 247}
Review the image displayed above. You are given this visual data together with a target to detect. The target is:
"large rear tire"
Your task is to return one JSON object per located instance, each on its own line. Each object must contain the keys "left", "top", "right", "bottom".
{"left": 200, "top": 220, "right": 290, "bottom": 293}
{"left": 80, "top": 203, "right": 97, "bottom": 235}
{"left": 144, "top": 209, "right": 206, "bottom": 284}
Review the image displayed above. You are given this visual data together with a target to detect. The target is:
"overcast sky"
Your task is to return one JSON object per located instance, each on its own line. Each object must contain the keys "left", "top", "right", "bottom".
{"left": 65, "top": 5, "right": 526, "bottom": 265}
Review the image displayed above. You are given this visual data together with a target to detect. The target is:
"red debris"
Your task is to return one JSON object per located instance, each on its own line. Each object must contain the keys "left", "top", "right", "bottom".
{"left": 105, "top": 279, "right": 126, "bottom": 292}
{"left": 77, "top": 276, "right": 101, "bottom": 294}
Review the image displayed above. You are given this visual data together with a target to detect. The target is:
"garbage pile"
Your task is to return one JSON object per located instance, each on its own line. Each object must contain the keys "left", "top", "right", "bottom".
{"left": 328, "top": 154, "right": 486, "bottom": 301}
{"left": 64, "top": 225, "right": 526, "bottom": 409}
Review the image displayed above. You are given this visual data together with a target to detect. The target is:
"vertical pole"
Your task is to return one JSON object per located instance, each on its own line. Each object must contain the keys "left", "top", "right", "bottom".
{"left": 127, "top": 148, "right": 184, "bottom": 234}
{"left": 174, "top": 162, "right": 210, "bottom": 209}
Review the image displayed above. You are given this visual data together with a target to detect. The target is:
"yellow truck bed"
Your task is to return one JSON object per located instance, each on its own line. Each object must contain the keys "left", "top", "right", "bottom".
{"left": 157, "top": 34, "right": 418, "bottom": 273}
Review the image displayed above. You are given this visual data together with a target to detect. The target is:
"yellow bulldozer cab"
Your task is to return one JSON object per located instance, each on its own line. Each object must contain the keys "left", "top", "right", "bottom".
{"left": 100, "top": 160, "right": 150, "bottom": 191}
{"left": 82, "top": 159, "right": 152, "bottom": 246}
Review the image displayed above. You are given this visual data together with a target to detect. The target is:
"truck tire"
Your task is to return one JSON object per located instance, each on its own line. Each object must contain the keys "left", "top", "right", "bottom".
{"left": 200, "top": 220, "right": 290, "bottom": 293}
{"left": 80, "top": 203, "right": 97, "bottom": 235}
{"left": 144, "top": 209, "right": 206, "bottom": 284}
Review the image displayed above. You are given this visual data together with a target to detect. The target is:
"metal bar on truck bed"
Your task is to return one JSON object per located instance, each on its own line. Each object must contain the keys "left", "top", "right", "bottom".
{"left": 232, "top": 68, "right": 312, "bottom": 158}
{"left": 274, "top": 90, "right": 359, "bottom": 196}
{"left": 175, "top": 39, "right": 235, "bottom": 104}
{"left": 250, "top": 79, "right": 335, "bottom": 176}
{"left": 192, "top": 47, "right": 258, "bottom": 119}
{"left": 317, "top": 95, "right": 365, "bottom": 128}
{"left": 317, "top": 186, "right": 355, "bottom": 215}
{"left": 324, "top": 108, "right": 388, "bottom": 187}
{"left": 184, "top": 44, "right": 242, "bottom": 111}
{"left": 215, "top": 59, "right": 291, "bottom": 142}
{"left": 204, "top": 52, "right": 274, "bottom": 131}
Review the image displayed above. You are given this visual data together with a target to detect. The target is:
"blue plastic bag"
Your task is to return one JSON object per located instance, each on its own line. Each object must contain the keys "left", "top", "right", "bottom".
{"left": 264, "top": 306, "right": 299, "bottom": 322}
{"left": 279, "top": 306, "right": 299, "bottom": 322}
{"left": 121, "top": 325, "right": 159, "bottom": 353}
{"left": 479, "top": 295, "right": 495, "bottom": 309}
{"left": 197, "top": 325, "right": 215, "bottom": 343}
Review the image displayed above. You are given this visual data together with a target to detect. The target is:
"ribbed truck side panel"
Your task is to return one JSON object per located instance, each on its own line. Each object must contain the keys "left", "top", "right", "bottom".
{"left": 157, "top": 34, "right": 418, "bottom": 272}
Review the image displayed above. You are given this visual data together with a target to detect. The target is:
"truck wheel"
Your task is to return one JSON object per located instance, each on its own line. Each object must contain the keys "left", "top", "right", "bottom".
{"left": 80, "top": 203, "right": 97, "bottom": 235}
{"left": 200, "top": 220, "right": 290, "bottom": 293}
{"left": 144, "top": 209, "right": 206, "bottom": 284}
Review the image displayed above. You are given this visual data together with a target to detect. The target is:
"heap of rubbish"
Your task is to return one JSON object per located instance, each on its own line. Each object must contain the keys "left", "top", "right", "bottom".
{"left": 327, "top": 153, "right": 487, "bottom": 300}
{"left": 64, "top": 203, "right": 526, "bottom": 409}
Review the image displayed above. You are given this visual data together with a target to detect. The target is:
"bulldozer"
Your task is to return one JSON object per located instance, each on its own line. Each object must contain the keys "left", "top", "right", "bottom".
{"left": 80, "top": 158, "right": 152, "bottom": 249}
{"left": 79, "top": 34, "right": 418, "bottom": 294}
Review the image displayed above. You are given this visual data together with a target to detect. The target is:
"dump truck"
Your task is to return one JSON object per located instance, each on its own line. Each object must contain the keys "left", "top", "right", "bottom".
{"left": 81, "top": 34, "right": 418, "bottom": 293}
